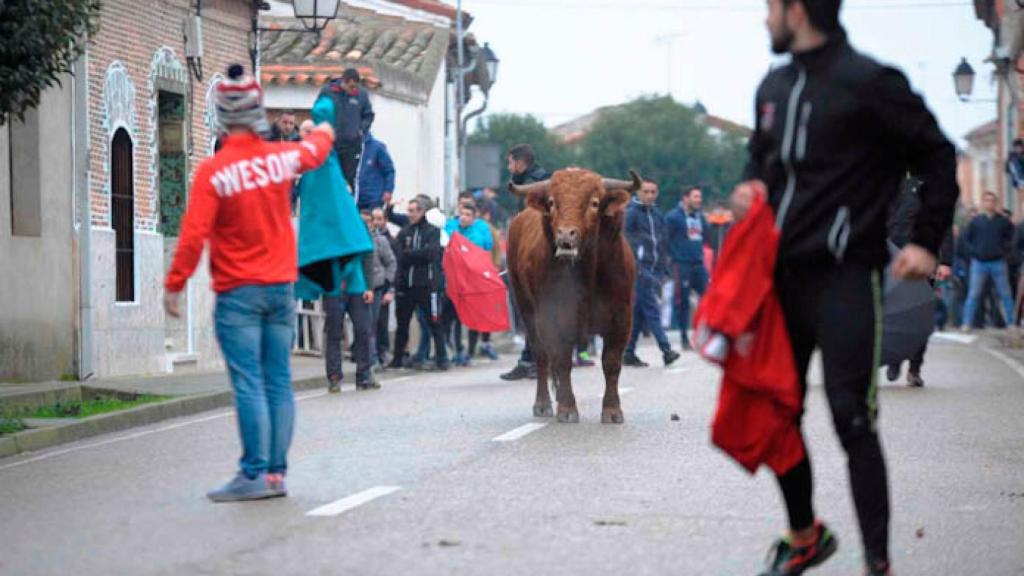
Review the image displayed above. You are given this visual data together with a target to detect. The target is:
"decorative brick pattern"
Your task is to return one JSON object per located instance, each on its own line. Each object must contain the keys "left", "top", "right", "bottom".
{"left": 87, "top": 0, "right": 252, "bottom": 231}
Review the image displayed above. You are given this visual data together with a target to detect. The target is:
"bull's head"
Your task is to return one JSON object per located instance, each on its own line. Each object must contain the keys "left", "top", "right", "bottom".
{"left": 509, "top": 168, "right": 640, "bottom": 260}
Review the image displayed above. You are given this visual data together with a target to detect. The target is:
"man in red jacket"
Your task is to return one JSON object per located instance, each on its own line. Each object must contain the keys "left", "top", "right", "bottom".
{"left": 164, "top": 64, "right": 335, "bottom": 503}
{"left": 733, "top": 1, "right": 958, "bottom": 575}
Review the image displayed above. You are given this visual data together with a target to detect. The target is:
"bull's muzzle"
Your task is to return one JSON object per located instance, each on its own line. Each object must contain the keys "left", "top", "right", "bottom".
{"left": 555, "top": 227, "right": 579, "bottom": 259}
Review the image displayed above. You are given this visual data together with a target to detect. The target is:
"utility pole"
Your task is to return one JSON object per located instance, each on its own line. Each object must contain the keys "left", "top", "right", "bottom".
{"left": 654, "top": 32, "right": 688, "bottom": 99}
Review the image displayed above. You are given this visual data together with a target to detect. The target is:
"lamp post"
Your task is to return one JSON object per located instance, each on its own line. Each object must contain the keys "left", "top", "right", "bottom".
{"left": 452, "top": 0, "right": 500, "bottom": 203}
{"left": 250, "top": 0, "right": 341, "bottom": 75}
{"left": 953, "top": 57, "right": 976, "bottom": 102}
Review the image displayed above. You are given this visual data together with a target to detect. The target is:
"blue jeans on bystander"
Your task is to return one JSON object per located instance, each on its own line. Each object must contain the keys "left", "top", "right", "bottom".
{"left": 962, "top": 259, "right": 1015, "bottom": 328}
{"left": 215, "top": 283, "right": 296, "bottom": 479}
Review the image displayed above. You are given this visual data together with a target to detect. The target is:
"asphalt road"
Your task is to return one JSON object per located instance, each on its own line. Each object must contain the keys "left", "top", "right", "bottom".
{"left": 1, "top": 337, "right": 1022, "bottom": 575}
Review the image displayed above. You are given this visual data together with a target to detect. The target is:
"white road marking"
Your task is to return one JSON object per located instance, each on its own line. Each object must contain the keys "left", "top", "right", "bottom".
{"left": 619, "top": 387, "right": 636, "bottom": 396}
{"left": 0, "top": 390, "right": 329, "bottom": 472}
{"left": 665, "top": 366, "right": 690, "bottom": 374}
{"left": 982, "top": 346, "right": 1024, "bottom": 383}
{"left": 306, "top": 486, "right": 402, "bottom": 517}
{"left": 388, "top": 376, "right": 416, "bottom": 384}
{"left": 492, "top": 422, "right": 548, "bottom": 442}
{"left": 931, "top": 332, "right": 978, "bottom": 345}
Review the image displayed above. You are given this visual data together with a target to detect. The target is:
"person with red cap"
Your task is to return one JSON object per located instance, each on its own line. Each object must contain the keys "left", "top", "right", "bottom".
{"left": 164, "top": 64, "right": 336, "bottom": 503}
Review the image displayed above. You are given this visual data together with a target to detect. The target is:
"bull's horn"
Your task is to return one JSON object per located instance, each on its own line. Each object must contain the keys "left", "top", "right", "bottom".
{"left": 601, "top": 169, "right": 643, "bottom": 192}
{"left": 508, "top": 180, "right": 550, "bottom": 197}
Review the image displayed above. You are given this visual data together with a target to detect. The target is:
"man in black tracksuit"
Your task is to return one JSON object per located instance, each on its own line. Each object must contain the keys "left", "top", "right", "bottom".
{"left": 735, "top": 2, "right": 958, "bottom": 575}
{"left": 389, "top": 197, "right": 449, "bottom": 371}
{"left": 320, "top": 68, "right": 375, "bottom": 193}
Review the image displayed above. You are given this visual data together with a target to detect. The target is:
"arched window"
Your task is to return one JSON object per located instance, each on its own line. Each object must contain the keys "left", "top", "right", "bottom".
{"left": 111, "top": 128, "right": 135, "bottom": 302}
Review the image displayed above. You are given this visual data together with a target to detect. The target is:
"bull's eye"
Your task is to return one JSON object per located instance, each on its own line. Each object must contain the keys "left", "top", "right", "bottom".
{"left": 547, "top": 198, "right": 555, "bottom": 210}
{"left": 590, "top": 198, "right": 600, "bottom": 209}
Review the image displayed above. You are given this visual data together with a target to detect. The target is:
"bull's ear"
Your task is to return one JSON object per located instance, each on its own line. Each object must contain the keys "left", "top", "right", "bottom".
{"left": 601, "top": 189, "right": 630, "bottom": 217}
{"left": 526, "top": 189, "right": 550, "bottom": 212}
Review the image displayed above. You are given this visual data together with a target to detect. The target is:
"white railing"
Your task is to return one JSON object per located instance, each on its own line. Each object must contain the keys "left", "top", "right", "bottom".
{"left": 294, "top": 299, "right": 325, "bottom": 356}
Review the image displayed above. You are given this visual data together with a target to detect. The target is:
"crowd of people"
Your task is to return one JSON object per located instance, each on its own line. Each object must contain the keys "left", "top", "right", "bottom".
{"left": 163, "top": 2, "right": 973, "bottom": 571}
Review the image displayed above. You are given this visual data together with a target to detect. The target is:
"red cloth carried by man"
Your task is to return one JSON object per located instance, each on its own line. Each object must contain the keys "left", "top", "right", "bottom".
{"left": 443, "top": 232, "right": 510, "bottom": 333}
{"left": 692, "top": 191, "right": 805, "bottom": 475}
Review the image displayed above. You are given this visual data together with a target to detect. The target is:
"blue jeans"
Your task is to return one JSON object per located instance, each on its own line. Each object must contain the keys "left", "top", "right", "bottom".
{"left": 627, "top": 269, "right": 672, "bottom": 354}
{"left": 215, "top": 283, "right": 296, "bottom": 479}
{"left": 414, "top": 307, "right": 432, "bottom": 360}
{"left": 674, "top": 260, "right": 708, "bottom": 344}
{"left": 962, "top": 259, "right": 1015, "bottom": 327}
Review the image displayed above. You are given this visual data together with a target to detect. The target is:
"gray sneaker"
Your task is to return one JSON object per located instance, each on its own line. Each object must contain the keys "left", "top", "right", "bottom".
{"left": 207, "top": 472, "right": 277, "bottom": 503}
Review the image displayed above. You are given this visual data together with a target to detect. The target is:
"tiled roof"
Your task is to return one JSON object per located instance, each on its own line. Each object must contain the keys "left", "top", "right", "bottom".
{"left": 260, "top": 5, "right": 450, "bottom": 103}
{"left": 965, "top": 118, "right": 998, "bottom": 141}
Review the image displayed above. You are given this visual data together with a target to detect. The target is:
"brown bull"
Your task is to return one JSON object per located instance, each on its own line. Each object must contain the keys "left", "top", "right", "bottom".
{"left": 506, "top": 168, "right": 639, "bottom": 424}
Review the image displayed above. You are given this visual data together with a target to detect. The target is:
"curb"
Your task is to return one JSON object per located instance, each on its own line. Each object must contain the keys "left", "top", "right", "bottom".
{"left": 0, "top": 376, "right": 326, "bottom": 460}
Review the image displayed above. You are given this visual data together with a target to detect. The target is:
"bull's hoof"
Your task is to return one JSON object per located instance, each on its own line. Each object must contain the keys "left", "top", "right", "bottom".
{"left": 533, "top": 403, "right": 554, "bottom": 418}
{"left": 556, "top": 409, "right": 580, "bottom": 424}
{"left": 601, "top": 409, "right": 625, "bottom": 424}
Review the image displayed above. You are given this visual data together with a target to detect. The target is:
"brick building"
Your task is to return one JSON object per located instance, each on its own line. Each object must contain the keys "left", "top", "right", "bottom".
{"left": 973, "top": 0, "right": 1024, "bottom": 212}
{"left": 80, "top": 0, "right": 256, "bottom": 377}
{"left": 1, "top": 0, "right": 255, "bottom": 380}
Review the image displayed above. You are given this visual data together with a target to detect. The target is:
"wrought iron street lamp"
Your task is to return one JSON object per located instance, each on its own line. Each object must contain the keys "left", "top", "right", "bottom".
{"left": 250, "top": 0, "right": 342, "bottom": 73}
{"left": 481, "top": 42, "right": 499, "bottom": 90}
{"left": 292, "top": 0, "right": 341, "bottom": 32}
{"left": 953, "top": 57, "right": 976, "bottom": 101}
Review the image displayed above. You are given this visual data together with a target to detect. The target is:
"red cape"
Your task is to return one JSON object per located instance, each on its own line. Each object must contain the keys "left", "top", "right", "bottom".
{"left": 443, "top": 232, "right": 510, "bottom": 333}
{"left": 693, "top": 192, "right": 805, "bottom": 476}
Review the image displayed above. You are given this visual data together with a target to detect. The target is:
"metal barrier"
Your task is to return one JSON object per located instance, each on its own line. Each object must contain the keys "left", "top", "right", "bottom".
{"left": 294, "top": 299, "right": 325, "bottom": 356}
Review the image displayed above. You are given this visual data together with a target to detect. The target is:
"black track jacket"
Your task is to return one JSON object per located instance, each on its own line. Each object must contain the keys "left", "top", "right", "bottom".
{"left": 744, "top": 33, "right": 959, "bottom": 269}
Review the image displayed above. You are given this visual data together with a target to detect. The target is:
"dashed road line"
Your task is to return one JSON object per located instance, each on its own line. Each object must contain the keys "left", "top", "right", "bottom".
{"left": 306, "top": 486, "right": 403, "bottom": 517}
{"left": 492, "top": 422, "right": 548, "bottom": 442}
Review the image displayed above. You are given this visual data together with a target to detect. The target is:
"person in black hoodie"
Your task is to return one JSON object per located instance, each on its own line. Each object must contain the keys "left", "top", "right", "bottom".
{"left": 389, "top": 196, "right": 449, "bottom": 371}
{"left": 500, "top": 144, "right": 551, "bottom": 381}
{"left": 961, "top": 191, "right": 1015, "bottom": 330}
{"left": 732, "top": 1, "right": 959, "bottom": 574}
{"left": 319, "top": 68, "right": 375, "bottom": 193}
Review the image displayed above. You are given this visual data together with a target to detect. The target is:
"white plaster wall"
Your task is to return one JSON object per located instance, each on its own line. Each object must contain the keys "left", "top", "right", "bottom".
{"left": 266, "top": 76, "right": 448, "bottom": 208}
{"left": 91, "top": 228, "right": 166, "bottom": 376}
{"left": 0, "top": 80, "right": 78, "bottom": 381}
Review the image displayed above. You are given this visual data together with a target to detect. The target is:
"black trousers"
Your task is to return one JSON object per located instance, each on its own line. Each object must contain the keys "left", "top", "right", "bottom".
{"left": 775, "top": 262, "right": 890, "bottom": 567}
{"left": 468, "top": 331, "right": 490, "bottom": 356}
{"left": 393, "top": 287, "right": 448, "bottom": 365}
{"left": 376, "top": 300, "right": 391, "bottom": 361}
{"left": 324, "top": 294, "right": 372, "bottom": 383}
{"left": 338, "top": 140, "right": 362, "bottom": 193}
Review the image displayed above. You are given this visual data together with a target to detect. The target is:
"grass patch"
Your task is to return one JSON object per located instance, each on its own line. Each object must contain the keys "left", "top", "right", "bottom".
{"left": 28, "top": 394, "right": 169, "bottom": 419}
{"left": 0, "top": 417, "right": 25, "bottom": 436}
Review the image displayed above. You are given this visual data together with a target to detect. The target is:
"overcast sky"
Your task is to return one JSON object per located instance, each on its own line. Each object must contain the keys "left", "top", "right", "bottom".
{"left": 465, "top": 0, "right": 995, "bottom": 147}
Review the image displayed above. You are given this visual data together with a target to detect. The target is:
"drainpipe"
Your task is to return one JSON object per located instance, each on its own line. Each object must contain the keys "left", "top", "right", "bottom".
{"left": 74, "top": 53, "right": 94, "bottom": 380}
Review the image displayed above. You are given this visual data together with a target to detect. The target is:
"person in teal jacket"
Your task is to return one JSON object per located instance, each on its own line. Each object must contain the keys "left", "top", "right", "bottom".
{"left": 445, "top": 203, "right": 494, "bottom": 252}
{"left": 294, "top": 94, "right": 376, "bottom": 391}
{"left": 442, "top": 202, "right": 494, "bottom": 366}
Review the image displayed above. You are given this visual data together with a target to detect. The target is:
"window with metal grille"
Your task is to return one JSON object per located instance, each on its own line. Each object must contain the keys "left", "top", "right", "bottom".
{"left": 111, "top": 128, "right": 135, "bottom": 302}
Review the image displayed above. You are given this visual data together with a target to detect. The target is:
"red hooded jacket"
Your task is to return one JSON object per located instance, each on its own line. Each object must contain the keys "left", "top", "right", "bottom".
{"left": 693, "top": 192, "right": 805, "bottom": 475}
{"left": 165, "top": 131, "right": 332, "bottom": 293}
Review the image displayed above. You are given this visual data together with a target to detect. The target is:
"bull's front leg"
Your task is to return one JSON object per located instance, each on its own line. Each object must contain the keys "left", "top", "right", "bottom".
{"left": 533, "top": 346, "right": 553, "bottom": 418}
{"left": 552, "top": 349, "right": 578, "bottom": 423}
{"left": 600, "top": 330, "right": 628, "bottom": 424}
